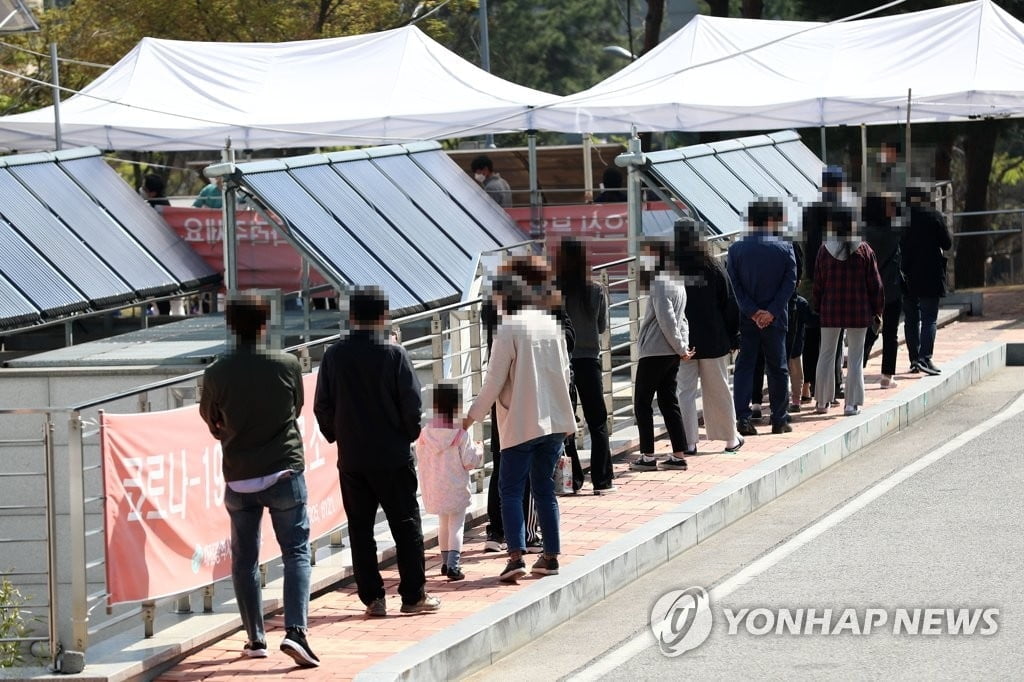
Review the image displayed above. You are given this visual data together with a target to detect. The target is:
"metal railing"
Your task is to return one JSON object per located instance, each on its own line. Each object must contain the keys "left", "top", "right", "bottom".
{"left": 0, "top": 229, "right": 747, "bottom": 674}
{"left": 948, "top": 207, "right": 1024, "bottom": 287}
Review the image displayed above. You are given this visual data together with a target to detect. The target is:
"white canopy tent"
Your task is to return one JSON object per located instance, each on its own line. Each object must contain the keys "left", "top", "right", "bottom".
{"left": 534, "top": 0, "right": 1024, "bottom": 133}
{"left": 0, "top": 25, "right": 558, "bottom": 152}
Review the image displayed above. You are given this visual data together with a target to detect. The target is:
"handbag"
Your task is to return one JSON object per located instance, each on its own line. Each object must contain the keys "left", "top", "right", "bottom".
{"left": 554, "top": 454, "right": 574, "bottom": 495}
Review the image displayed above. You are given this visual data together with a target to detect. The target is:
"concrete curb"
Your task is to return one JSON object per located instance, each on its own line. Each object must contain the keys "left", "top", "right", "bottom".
{"left": 356, "top": 340, "right": 1009, "bottom": 681}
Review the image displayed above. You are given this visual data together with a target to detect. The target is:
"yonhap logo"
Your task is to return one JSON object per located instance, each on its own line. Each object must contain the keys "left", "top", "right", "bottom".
{"left": 649, "top": 586, "right": 713, "bottom": 656}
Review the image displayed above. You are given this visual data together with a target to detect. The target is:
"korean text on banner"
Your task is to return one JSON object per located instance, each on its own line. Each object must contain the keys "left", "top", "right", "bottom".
{"left": 100, "top": 371, "right": 344, "bottom": 605}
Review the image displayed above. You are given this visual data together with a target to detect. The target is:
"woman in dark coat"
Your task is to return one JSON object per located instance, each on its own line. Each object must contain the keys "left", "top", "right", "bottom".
{"left": 862, "top": 193, "right": 904, "bottom": 387}
{"left": 673, "top": 220, "right": 745, "bottom": 452}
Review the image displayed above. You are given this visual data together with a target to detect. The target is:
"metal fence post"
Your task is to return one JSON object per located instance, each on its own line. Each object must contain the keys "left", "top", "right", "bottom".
{"left": 468, "top": 303, "right": 485, "bottom": 492}
{"left": 42, "top": 414, "right": 60, "bottom": 670}
{"left": 66, "top": 412, "right": 89, "bottom": 654}
{"left": 627, "top": 261, "right": 641, "bottom": 387}
{"left": 430, "top": 313, "right": 444, "bottom": 385}
{"left": 598, "top": 270, "right": 614, "bottom": 434}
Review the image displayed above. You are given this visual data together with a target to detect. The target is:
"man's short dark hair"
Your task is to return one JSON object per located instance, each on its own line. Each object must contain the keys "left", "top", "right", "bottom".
{"left": 748, "top": 198, "right": 785, "bottom": 228}
{"left": 143, "top": 173, "right": 166, "bottom": 196}
{"left": 470, "top": 155, "right": 494, "bottom": 172}
{"left": 349, "top": 286, "right": 389, "bottom": 325}
{"left": 226, "top": 294, "right": 270, "bottom": 344}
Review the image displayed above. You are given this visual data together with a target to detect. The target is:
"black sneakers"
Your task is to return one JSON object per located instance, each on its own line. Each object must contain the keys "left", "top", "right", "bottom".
{"left": 737, "top": 419, "right": 758, "bottom": 436}
{"left": 484, "top": 533, "right": 507, "bottom": 553}
{"left": 919, "top": 358, "right": 941, "bottom": 375}
{"left": 771, "top": 422, "right": 793, "bottom": 434}
{"left": 499, "top": 557, "right": 527, "bottom": 583}
{"left": 243, "top": 641, "right": 268, "bottom": 658}
{"left": 281, "top": 627, "right": 320, "bottom": 668}
{"left": 531, "top": 554, "right": 560, "bottom": 576}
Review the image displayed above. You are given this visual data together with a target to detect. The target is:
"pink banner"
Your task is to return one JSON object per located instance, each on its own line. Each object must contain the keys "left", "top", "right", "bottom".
{"left": 100, "top": 372, "right": 344, "bottom": 605}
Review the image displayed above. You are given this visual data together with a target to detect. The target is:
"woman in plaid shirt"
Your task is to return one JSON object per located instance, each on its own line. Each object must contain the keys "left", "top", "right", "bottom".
{"left": 812, "top": 206, "right": 884, "bottom": 417}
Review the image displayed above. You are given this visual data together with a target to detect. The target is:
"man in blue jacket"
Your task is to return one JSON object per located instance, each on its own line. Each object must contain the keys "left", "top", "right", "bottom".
{"left": 313, "top": 286, "right": 440, "bottom": 618}
{"left": 728, "top": 200, "right": 798, "bottom": 436}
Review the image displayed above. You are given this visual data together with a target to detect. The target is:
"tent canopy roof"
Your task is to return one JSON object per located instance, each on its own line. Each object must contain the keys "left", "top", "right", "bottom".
{"left": 536, "top": 0, "right": 1024, "bottom": 133}
{"left": 0, "top": 26, "right": 557, "bottom": 151}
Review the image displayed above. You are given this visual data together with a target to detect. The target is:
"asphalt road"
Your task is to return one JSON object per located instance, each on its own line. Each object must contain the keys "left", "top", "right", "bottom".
{"left": 466, "top": 366, "right": 1024, "bottom": 681}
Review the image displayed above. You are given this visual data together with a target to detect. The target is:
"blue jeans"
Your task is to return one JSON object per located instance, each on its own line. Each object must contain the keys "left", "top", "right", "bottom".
{"left": 499, "top": 434, "right": 565, "bottom": 556}
{"left": 733, "top": 319, "right": 790, "bottom": 426}
{"left": 903, "top": 294, "right": 940, "bottom": 364}
{"left": 225, "top": 471, "right": 311, "bottom": 644}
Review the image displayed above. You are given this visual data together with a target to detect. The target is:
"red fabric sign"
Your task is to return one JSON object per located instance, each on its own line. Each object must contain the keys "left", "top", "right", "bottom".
{"left": 162, "top": 207, "right": 328, "bottom": 292}
{"left": 100, "top": 371, "right": 344, "bottom": 605}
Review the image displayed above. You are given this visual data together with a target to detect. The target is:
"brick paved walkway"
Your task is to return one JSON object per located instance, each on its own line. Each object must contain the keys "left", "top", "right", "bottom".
{"left": 157, "top": 289, "right": 1024, "bottom": 681}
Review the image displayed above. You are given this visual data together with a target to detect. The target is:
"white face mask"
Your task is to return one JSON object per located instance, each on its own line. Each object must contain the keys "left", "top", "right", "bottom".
{"left": 639, "top": 255, "right": 657, "bottom": 271}
{"left": 474, "top": 173, "right": 486, "bottom": 183}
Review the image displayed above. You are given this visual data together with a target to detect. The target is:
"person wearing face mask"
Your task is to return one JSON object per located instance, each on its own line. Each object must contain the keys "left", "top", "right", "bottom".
{"left": 728, "top": 199, "right": 798, "bottom": 436}
{"left": 630, "top": 240, "right": 695, "bottom": 472}
{"left": 673, "top": 219, "right": 744, "bottom": 454}
{"left": 812, "top": 206, "right": 884, "bottom": 416}
{"left": 463, "top": 272, "right": 575, "bottom": 583}
{"left": 470, "top": 155, "right": 512, "bottom": 207}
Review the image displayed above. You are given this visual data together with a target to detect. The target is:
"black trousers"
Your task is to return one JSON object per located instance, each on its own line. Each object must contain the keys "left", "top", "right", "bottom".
{"left": 340, "top": 464, "right": 425, "bottom": 606}
{"left": 485, "top": 407, "right": 538, "bottom": 541}
{"left": 634, "top": 355, "right": 688, "bottom": 454}
{"left": 573, "top": 357, "right": 614, "bottom": 488}
{"left": 864, "top": 297, "right": 902, "bottom": 376}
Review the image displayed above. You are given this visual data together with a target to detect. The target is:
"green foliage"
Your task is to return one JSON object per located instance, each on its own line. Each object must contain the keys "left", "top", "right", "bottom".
{"left": 0, "top": 575, "right": 30, "bottom": 668}
{"left": 422, "top": 0, "right": 622, "bottom": 96}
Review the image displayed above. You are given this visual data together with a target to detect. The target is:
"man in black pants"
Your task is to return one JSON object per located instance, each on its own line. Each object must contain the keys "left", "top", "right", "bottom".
{"left": 314, "top": 286, "right": 440, "bottom": 617}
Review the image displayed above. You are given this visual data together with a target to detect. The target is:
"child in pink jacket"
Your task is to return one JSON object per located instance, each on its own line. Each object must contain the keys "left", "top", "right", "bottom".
{"left": 416, "top": 383, "right": 482, "bottom": 581}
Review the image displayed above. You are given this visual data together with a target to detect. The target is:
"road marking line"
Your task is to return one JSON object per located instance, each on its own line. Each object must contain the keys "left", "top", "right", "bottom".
{"left": 568, "top": 391, "right": 1024, "bottom": 681}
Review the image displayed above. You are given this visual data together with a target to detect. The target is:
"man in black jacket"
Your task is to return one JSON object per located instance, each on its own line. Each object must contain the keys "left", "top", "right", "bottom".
{"left": 313, "top": 286, "right": 439, "bottom": 617}
{"left": 901, "top": 186, "right": 953, "bottom": 375}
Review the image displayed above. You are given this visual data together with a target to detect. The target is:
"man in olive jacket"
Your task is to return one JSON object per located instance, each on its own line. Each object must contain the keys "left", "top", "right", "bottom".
{"left": 313, "top": 286, "right": 439, "bottom": 617}
{"left": 199, "top": 294, "right": 319, "bottom": 668}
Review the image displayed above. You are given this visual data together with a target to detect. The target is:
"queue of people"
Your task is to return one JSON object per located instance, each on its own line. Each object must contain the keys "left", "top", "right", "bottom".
{"left": 197, "top": 169, "right": 951, "bottom": 666}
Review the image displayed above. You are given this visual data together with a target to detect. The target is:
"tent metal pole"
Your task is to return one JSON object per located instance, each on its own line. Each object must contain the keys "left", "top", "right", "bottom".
{"left": 819, "top": 126, "right": 826, "bottom": 163}
{"left": 905, "top": 88, "right": 913, "bottom": 178}
{"left": 617, "top": 126, "right": 645, "bottom": 258}
{"left": 527, "top": 129, "right": 542, "bottom": 251}
{"left": 861, "top": 124, "right": 868, "bottom": 192}
{"left": 221, "top": 141, "right": 238, "bottom": 301}
{"left": 583, "top": 133, "right": 594, "bottom": 203}
{"left": 50, "top": 42, "right": 62, "bottom": 150}
{"left": 480, "top": 0, "right": 494, "bottom": 148}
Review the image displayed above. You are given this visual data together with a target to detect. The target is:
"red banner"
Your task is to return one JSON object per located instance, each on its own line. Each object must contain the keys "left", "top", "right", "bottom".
{"left": 162, "top": 207, "right": 328, "bottom": 292}
{"left": 100, "top": 371, "right": 344, "bottom": 605}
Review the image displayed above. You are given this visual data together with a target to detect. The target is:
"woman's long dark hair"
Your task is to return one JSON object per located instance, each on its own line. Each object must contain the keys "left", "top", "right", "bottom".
{"left": 674, "top": 217, "right": 716, "bottom": 280}
{"left": 556, "top": 237, "right": 593, "bottom": 315}
{"left": 639, "top": 239, "right": 673, "bottom": 290}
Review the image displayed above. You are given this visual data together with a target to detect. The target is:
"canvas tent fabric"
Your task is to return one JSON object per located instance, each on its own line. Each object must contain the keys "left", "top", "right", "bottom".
{"left": 0, "top": 26, "right": 558, "bottom": 152}
{"left": 0, "top": 147, "right": 218, "bottom": 330}
{"left": 535, "top": 0, "right": 1024, "bottom": 133}
{"left": 232, "top": 141, "right": 526, "bottom": 314}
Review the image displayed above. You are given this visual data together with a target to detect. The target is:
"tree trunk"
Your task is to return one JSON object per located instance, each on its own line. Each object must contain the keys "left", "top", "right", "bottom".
{"left": 933, "top": 135, "right": 954, "bottom": 182}
{"left": 638, "top": 1, "right": 667, "bottom": 154}
{"left": 641, "top": 0, "right": 666, "bottom": 55}
{"left": 707, "top": 0, "right": 729, "bottom": 17}
{"left": 956, "top": 120, "right": 999, "bottom": 289}
{"left": 741, "top": 0, "right": 764, "bottom": 18}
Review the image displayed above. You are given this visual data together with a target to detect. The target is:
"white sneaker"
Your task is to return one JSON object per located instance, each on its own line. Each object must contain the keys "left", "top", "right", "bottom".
{"left": 880, "top": 375, "right": 898, "bottom": 388}
{"left": 844, "top": 405, "right": 861, "bottom": 416}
